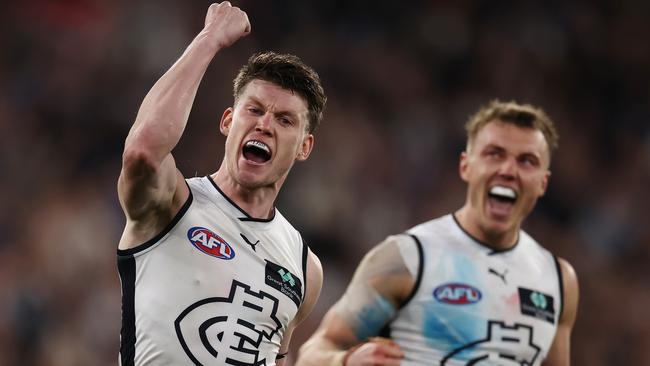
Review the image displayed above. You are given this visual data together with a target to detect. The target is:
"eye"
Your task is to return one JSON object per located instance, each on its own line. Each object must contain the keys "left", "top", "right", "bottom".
{"left": 484, "top": 148, "right": 503, "bottom": 159}
{"left": 247, "top": 106, "right": 263, "bottom": 115}
{"left": 519, "top": 155, "right": 539, "bottom": 167}
{"left": 277, "top": 116, "right": 293, "bottom": 125}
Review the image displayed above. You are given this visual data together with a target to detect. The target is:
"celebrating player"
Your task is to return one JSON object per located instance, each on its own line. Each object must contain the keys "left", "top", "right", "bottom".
{"left": 297, "top": 101, "right": 578, "bottom": 366}
{"left": 117, "top": 3, "right": 326, "bottom": 365}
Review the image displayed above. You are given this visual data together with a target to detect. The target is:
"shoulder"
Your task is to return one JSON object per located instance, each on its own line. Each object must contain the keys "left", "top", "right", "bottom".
{"left": 557, "top": 257, "right": 579, "bottom": 326}
{"left": 406, "top": 214, "right": 461, "bottom": 249}
{"left": 360, "top": 235, "right": 417, "bottom": 271}
{"left": 306, "top": 250, "right": 324, "bottom": 288}
{"left": 272, "top": 209, "right": 303, "bottom": 239}
{"left": 184, "top": 176, "right": 213, "bottom": 200}
{"left": 294, "top": 250, "right": 323, "bottom": 324}
{"left": 185, "top": 175, "right": 203, "bottom": 189}
{"left": 557, "top": 257, "right": 578, "bottom": 295}
{"left": 380, "top": 234, "right": 422, "bottom": 274}
{"left": 517, "top": 229, "right": 556, "bottom": 259}
{"left": 403, "top": 214, "right": 460, "bottom": 258}
{"left": 353, "top": 235, "right": 420, "bottom": 306}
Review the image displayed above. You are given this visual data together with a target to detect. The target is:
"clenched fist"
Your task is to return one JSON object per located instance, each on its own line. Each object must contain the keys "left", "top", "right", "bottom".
{"left": 202, "top": 2, "right": 251, "bottom": 50}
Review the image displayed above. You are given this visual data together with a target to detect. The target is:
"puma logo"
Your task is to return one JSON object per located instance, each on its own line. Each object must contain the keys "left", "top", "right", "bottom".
{"left": 240, "top": 233, "right": 260, "bottom": 252}
{"left": 488, "top": 268, "right": 508, "bottom": 284}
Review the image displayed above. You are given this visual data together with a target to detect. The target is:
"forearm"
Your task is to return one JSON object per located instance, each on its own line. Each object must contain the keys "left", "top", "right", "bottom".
{"left": 125, "top": 32, "right": 222, "bottom": 163}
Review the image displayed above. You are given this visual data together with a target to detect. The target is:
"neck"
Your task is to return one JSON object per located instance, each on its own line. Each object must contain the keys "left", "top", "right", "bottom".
{"left": 454, "top": 205, "right": 519, "bottom": 250}
{"left": 211, "top": 169, "right": 279, "bottom": 220}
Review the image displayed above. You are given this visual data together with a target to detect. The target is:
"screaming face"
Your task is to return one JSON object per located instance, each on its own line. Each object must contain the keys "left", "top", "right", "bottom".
{"left": 459, "top": 120, "right": 550, "bottom": 244}
{"left": 219, "top": 79, "right": 314, "bottom": 191}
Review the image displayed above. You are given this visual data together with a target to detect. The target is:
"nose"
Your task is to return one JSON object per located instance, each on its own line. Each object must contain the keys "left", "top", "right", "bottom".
{"left": 498, "top": 156, "right": 517, "bottom": 180}
{"left": 255, "top": 112, "right": 273, "bottom": 136}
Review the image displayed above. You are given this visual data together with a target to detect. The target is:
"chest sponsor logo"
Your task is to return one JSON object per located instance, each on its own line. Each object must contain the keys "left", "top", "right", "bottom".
{"left": 518, "top": 287, "right": 556, "bottom": 324}
{"left": 265, "top": 260, "right": 302, "bottom": 307}
{"left": 187, "top": 226, "right": 235, "bottom": 260}
{"left": 434, "top": 283, "right": 482, "bottom": 305}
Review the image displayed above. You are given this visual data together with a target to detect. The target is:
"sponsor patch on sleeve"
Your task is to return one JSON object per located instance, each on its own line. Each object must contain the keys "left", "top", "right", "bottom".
{"left": 265, "top": 260, "right": 302, "bottom": 307}
{"left": 518, "top": 287, "right": 556, "bottom": 324}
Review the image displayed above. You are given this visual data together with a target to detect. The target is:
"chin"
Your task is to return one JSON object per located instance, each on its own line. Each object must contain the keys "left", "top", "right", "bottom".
{"left": 242, "top": 174, "right": 280, "bottom": 190}
{"left": 484, "top": 216, "right": 517, "bottom": 235}
{"left": 235, "top": 173, "right": 265, "bottom": 189}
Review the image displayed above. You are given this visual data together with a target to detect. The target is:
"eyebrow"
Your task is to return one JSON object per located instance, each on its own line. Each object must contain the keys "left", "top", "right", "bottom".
{"left": 482, "top": 143, "right": 542, "bottom": 158}
{"left": 245, "top": 96, "right": 302, "bottom": 121}
{"left": 480, "top": 144, "right": 505, "bottom": 153}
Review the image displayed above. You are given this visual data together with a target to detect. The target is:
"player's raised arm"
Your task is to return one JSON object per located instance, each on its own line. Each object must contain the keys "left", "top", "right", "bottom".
{"left": 296, "top": 236, "right": 416, "bottom": 366}
{"left": 118, "top": 2, "right": 250, "bottom": 247}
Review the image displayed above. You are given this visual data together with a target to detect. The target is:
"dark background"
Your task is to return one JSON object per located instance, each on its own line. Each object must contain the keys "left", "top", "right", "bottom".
{"left": 1, "top": 0, "right": 648, "bottom": 364}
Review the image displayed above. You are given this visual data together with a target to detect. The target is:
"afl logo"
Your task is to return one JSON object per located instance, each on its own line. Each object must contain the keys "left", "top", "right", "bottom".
{"left": 434, "top": 283, "right": 482, "bottom": 305}
{"left": 187, "top": 227, "right": 235, "bottom": 260}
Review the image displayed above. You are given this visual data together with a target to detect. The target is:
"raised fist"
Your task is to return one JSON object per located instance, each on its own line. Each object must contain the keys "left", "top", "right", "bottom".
{"left": 203, "top": 2, "right": 251, "bottom": 50}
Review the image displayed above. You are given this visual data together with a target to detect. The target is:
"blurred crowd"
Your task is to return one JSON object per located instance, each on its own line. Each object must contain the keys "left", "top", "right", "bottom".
{"left": 1, "top": 0, "right": 649, "bottom": 365}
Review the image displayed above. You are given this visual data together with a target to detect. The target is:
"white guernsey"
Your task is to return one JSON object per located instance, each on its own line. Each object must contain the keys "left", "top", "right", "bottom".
{"left": 118, "top": 176, "right": 310, "bottom": 365}
{"left": 390, "top": 214, "right": 562, "bottom": 365}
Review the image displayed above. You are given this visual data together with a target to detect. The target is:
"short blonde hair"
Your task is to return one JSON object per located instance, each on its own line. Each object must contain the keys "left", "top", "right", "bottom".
{"left": 465, "top": 100, "right": 559, "bottom": 156}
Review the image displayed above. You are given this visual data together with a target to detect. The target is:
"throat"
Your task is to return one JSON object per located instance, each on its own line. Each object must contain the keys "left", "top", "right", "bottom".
{"left": 454, "top": 207, "right": 519, "bottom": 250}
{"left": 481, "top": 228, "right": 518, "bottom": 251}
{"left": 210, "top": 172, "right": 277, "bottom": 220}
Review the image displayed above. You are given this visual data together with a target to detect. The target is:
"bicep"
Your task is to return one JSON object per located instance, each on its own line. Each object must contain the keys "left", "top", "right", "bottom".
{"left": 321, "top": 237, "right": 415, "bottom": 344}
{"left": 118, "top": 152, "right": 181, "bottom": 220}
{"left": 118, "top": 153, "right": 187, "bottom": 249}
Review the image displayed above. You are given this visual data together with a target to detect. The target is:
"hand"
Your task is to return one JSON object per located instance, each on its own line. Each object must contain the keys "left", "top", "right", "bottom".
{"left": 344, "top": 337, "right": 404, "bottom": 366}
{"left": 203, "top": 2, "right": 251, "bottom": 50}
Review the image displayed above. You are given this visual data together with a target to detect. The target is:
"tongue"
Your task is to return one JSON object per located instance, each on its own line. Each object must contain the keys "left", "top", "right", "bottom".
{"left": 243, "top": 149, "right": 268, "bottom": 163}
{"left": 487, "top": 197, "right": 513, "bottom": 219}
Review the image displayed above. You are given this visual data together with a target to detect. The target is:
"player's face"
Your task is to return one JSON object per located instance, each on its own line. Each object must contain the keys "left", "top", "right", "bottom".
{"left": 460, "top": 120, "right": 550, "bottom": 237}
{"left": 220, "top": 79, "right": 314, "bottom": 190}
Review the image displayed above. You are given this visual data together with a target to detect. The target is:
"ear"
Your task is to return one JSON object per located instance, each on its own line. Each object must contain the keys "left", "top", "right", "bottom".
{"left": 296, "top": 133, "right": 315, "bottom": 162}
{"left": 459, "top": 151, "right": 470, "bottom": 182}
{"left": 539, "top": 170, "right": 551, "bottom": 196}
{"left": 219, "top": 108, "right": 234, "bottom": 136}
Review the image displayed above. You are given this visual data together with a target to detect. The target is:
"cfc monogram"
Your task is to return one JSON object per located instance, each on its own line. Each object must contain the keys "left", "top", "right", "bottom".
{"left": 175, "top": 280, "right": 281, "bottom": 365}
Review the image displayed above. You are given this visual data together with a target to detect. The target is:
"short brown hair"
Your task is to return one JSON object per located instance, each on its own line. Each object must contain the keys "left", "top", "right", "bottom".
{"left": 233, "top": 51, "right": 327, "bottom": 133}
{"left": 465, "top": 100, "right": 559, "bottom": 156}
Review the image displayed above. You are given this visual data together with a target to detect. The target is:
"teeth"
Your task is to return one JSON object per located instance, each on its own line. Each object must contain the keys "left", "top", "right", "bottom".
{"left": 490, "top": 186, "right": 517, "bottom": 199}
{"left": 245, "top": 140, "right": 270, "bottom": 153}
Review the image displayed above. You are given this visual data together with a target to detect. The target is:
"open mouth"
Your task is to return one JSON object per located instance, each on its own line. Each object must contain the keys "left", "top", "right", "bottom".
{"left": 242, "top": 140, "right": 272, "bottom": 164}
{"left": 487, "top": 185, "right": 517, "bottom": 218}
{"left": 488, "top": 185, "right": 517, "bottom": 204}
